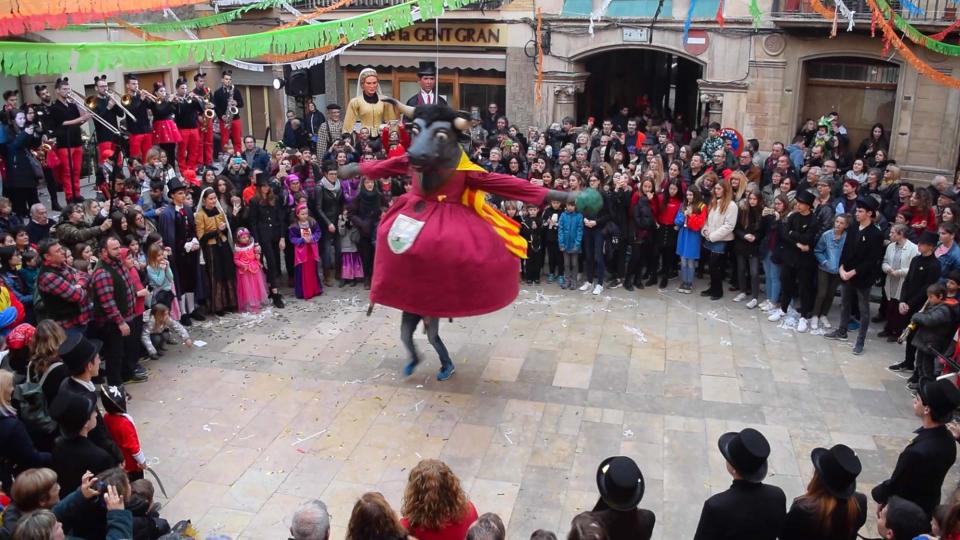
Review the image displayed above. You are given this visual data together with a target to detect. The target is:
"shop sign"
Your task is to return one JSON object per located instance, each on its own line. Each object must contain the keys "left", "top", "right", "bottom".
{"left": 371, "top": 23, "right": 507, "bottom": 47}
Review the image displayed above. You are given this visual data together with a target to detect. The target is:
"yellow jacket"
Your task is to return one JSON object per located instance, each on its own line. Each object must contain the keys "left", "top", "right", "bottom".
{"left": 343, "top": 96, "right": 400, "bottom": 133}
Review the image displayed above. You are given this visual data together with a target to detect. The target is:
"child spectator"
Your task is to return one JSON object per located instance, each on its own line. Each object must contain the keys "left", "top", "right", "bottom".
{"left": 289, "top": 203, "right": 322, "bottom": 300}
{"left": 233, "top": 228, "right": 269, "bottom": 313}
{"left": 141, "top": 304, "right": 192, "bottom": 360}
{"left": 520, "top": 204, "right": 544, "bottom": 285}
{"left": 19, "top": 249, "right": 38, "bottom": 294}
{"left": 558, "top": 201, "right": 584, "bottom": 290}
{"left": 675, "top": 187, "right": 706, "bottom": 294}
{"left": 910, "top": 283, "right": 956, "bottom": 380}
{"left": 128, "top": 478, "right": 171, "bottom": 539}
{"left": 338, "top": 209, "right": 363, "bottom": 287}
{"left": 100, "top": 386, "right": 147, "bottom": 481}
{"left": 145, "top": 244, "right": 180, "bottom": 320}
{"left": 542, "top": 199, "right": 563, "bottom": 285}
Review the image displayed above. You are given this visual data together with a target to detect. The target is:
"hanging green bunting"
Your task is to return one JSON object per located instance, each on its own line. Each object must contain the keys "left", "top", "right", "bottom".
{"left": 749, "top": 0, "right": 762, "bottom": 29}
{"left": 875, "top": 0, "right": 960, "bottom": 56}
{"left": 0, "top": 0, "right": 459, "bottom": 75}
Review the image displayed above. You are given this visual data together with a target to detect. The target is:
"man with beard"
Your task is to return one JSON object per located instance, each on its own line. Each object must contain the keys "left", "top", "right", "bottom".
{"left": 89, "top": 236, "right": 140, "bottom": 386}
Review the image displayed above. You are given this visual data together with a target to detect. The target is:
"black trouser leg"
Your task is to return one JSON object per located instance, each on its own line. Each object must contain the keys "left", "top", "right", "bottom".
{"left": 708, "top": 250, "right": 725, "bottom": 297}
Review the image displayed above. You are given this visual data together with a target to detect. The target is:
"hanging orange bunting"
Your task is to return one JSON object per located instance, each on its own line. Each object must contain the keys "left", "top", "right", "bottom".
{"left": 0, "top": 0, "right": 209, "bottom": 36}
{"left": 273, "top": 0, "right": 356, "bottom": 30}
{"left": 807, "top": 0, "right": 960, "bottom": 89}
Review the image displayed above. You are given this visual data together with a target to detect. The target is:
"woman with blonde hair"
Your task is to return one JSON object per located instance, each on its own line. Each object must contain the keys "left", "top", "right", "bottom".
{"left": 346, "top": 492, "right": 412, "bottom": 540}
{"left": 1, "top": 371, "right": 52, "bottom": 491}
{"left": 400, "top": 459, "right": 478, "bottom": 540}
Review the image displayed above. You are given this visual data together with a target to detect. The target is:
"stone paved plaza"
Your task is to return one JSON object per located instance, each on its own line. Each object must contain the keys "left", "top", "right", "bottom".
{"left": 127, "top": 284, "right": 957, "bottom": 540}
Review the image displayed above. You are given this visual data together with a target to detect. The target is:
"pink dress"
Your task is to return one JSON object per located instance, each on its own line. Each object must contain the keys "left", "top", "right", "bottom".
{"left": 233, "top": 243, "right": 268, "bottom": 312}
{"left": 359, "top": 153, "right": 549, "bottom": 318}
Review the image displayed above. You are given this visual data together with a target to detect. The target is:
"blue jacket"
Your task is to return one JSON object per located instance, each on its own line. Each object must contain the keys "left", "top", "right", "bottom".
{"left": 675, "top": 207, "right": 704, "bottom": 260}
{"left": 939, "top": 242, "right": 960, "bottom": 282}
{"left": 558, "top": 210, "right": 583, "bottom": 253}
{"left": 785, "top": 143, "right": 805, "bottom": 171}
{"left": 814, "top": 229, "right": 846, "bottom": 274}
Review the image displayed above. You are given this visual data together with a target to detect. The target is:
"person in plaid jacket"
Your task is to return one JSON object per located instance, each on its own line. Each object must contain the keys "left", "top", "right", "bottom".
{"left": 35, "top": 238, "right": 92, "bottom": 335}
{"left": 89, "top": 236, "right": 135, "bottom": 387}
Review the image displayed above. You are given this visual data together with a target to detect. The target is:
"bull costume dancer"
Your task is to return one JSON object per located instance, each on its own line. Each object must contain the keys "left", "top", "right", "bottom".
{"left": 158, "top": 177, "right": 205, "bottom": 326}
{"left": 339, "top": 102, "right": 587, "bottom": 381}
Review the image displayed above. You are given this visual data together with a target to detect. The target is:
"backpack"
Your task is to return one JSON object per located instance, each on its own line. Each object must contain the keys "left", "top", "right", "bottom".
{"left": 13, "top": 360, "right": 62, "bottom": 439}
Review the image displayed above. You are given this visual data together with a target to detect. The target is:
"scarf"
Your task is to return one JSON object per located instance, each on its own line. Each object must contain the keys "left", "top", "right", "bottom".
{"left": 358, "top": 187, "right": 380, "bottom": 213}
{"left": 199, "top": 187, "right": 233, "bottom": 249}
{"left": 321, "top": 177, "right": 342, "bottom": 195}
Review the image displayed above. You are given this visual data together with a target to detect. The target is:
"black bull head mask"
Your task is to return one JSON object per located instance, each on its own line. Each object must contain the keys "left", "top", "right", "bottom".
{"left": 396, "top": 103, "right": 471, "bottom": 195}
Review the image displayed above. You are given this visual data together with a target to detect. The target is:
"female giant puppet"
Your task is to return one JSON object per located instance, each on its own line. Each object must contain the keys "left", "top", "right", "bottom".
{"left": 339, "top": 101, "right": 584, "bottom": 381}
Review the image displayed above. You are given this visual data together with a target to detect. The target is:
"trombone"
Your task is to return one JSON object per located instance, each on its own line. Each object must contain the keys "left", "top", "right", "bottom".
{"left": 68, "top": 90, "right": 121, "bottom": 136}
{"left": 107, "top": 90, "right": 136, "bottom": 122}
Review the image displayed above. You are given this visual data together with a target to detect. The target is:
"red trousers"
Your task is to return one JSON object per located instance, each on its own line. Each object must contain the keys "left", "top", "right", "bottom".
{"left": 201, "top": 123, "right": 214, "bottom": 165}
{"left": 129, "top": 133, "right": 154, "bottom": 163}
{"left": 221, "top": 118, "right": 243, "bottom": 154}
{"left": 177, "top": 128, "right": 201, "bottom": 173}
{"left": 55, "top": 146, "right": 82, "bottom": 201}
{"left": 97, "top": 141, "right": 121, "bottom": 164}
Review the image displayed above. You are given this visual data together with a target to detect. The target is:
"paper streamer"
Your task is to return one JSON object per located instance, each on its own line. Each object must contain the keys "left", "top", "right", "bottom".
{"left": 588, "top": 0, "right": 613, "bottom": 35}
{"left": 749, "top": 0, "right": 762, "bottom": 28}
{"left": 683, "top": 0, "right": 696, "bottom": 42}
{"left": 810, "top": 0, "right": 960, "bottom": 88}
{"left": 930, "top": 18, "right": 960, "bottom": 41}
{"left": 715, "top": 0, "right": 725, "bottom": 26}
{"left": 813, "top": 0, "right": 960, "bottom": 56}
{"left": 0, "top": 0, "right": 209, "bottom": 36}
{"left": 535, "top": 7, "right": 543, "bottom": 104}
{"left": 0, "top": 0, "right": 463, "bottom": 75}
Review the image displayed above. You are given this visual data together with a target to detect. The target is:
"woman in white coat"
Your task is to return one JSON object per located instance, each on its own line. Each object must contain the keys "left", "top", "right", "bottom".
{"left": 701, "top": 180, "right": 739, "bottom": 300}
{"left": 880, "top": 223, "right": 918, "bottom": 340}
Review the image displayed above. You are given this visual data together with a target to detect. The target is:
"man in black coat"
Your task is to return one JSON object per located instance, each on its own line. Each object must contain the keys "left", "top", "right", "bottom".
{"left": 48, "top": 391, "right": 116, "bottom": 494}
{"left": 590, "top": 456, "right": 655, "bottom": 540}
{"left": 872, "top": 378, "right": 960, "bottom": 517}
{"left": 693, "top": 428, "right": 786, "bottom": 540}
{"left": 54, "top": 334, "right": 122, "bottom": 465}
{"left": 889, "top": 230, "right": 942, "bottom": 376}
{"left": 825, "top": 196, "right": 885, "bottom": 354}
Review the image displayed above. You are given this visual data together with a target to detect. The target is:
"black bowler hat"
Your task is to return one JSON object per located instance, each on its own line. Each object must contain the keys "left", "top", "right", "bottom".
{"left": 417, "top": 61, "right": 437, "bottom": 77}
{"left": 596, "top": 456, "right": 645, "bottom": 511}
{"left": 167, "top": 176, "right": 188, "bottom": 195}
{"left": 795, "top": 189, "right": 815, "bottom": 207}
{"left": 718, "top": 428, "right": 770, "bottom": 483}
{"left": 49, "top": 392, "right": 96, "bottom": 434}
{"left": 919, "top": 230, "right": 940, "bottom": 246}
{"left": 856, "top": 195, "right": 879, "bottom": 213}
{"left": 59, "top": 333, "right": 103, "bottom": 375}
{"left": 919, "top": 378, "right": 960, "bottom": 421}
{"left": 326, "top": 103, "right": 341, "bottom": 111}
{"left": 811, "top": 444, "right": 862, "bottom": 499}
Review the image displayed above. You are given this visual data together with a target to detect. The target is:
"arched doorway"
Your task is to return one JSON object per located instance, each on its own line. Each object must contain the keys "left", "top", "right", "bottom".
{"left": 800, "top": 56, "right": 899, "bottom": 149}
{"left": 577, "top": 48, "right": 704, "bottom": 124}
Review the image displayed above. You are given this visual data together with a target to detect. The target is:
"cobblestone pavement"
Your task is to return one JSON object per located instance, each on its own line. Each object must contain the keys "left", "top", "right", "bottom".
{"left": 128, "top": 283, "right": 954, "bottom": 540}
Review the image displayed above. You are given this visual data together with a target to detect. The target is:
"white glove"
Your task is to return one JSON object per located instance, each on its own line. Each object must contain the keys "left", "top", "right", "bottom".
{"left": 183, "top": 242, "right": 193, "bottom": 252}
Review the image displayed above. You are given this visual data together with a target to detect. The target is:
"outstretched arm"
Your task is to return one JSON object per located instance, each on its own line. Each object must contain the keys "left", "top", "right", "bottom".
{"left": 337, "top": 155, "right": 411, "bottom": 181}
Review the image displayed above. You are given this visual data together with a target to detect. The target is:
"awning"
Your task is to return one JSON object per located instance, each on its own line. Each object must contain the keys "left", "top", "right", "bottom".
{"left": 340, "top": 50, "right": 506, "bottom": 72}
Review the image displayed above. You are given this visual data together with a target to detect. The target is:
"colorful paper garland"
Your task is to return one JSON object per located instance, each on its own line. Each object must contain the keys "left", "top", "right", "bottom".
{"left": 0, "top": 0, "right": 468, "bottom": 75}
{"left": 0, "top": 0, "right": 210, "bottom": 36}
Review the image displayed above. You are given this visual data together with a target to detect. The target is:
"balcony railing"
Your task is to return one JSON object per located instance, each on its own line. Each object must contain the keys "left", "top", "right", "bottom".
{"left": 771, "top": 0, "right": 957, "bottom": 25}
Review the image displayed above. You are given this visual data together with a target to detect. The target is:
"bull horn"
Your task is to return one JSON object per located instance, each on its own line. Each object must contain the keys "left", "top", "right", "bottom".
{"left": 453, "top": 117, "right": 470, "bottom": 132}
{"left": 396, "top": 101, "right": 415, "bottom": 119}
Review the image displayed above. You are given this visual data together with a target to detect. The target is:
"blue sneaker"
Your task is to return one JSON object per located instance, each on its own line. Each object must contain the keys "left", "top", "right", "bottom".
{"left": 437, "top": 365, "right": 456, "bottom": 381}
{"left": 847, "top": 320, "right": 861, "bottom": 331}
{"left": 558, "top": 276, "right": 566, "bottom": 287}
{"left": 403, "top": 359, "right": 419, "bottom": 377}
{"left": 547, "top": 274, "right": 555, "bottom": 283}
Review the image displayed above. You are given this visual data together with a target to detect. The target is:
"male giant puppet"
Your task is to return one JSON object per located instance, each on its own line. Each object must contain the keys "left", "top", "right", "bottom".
{"left": 339, "top": 101, "right": 584, "bottom": 381}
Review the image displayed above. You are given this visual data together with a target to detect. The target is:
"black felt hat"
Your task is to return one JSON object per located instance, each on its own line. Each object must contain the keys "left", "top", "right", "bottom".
{"left": 919, "top": 378, "right": 960, "bottom": 420}
{"left": 718, "top": 428, "right": 770, "bottom": 483}
{"left": 596, "top": 456, "right": 645, "bottom": 511}
{"left": 795, "top": 189, "right": 815, "bottom": 207}
{"left": 416, "top": 61, "right": 437, "bottom": 77}
{"left": 49, "top": 392, "right": 96, "bottom": 434}
{"left": 919, "top": 230, "right": 940, "bottom": 246}
{"left": 811, "top": 444, "right": 862, "bottom": 499}
{"left": 58, "top": 333, "right": 102, "bottom": 375}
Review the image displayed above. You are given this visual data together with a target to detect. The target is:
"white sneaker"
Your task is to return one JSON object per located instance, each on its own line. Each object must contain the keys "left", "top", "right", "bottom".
{"left": 820, "top": 316, "right": 832, "bottom": 329}
{"left": 733, "top": 292, "right": 747, "bottom": 303}
{"left": 758, "top": 299, "right": 772, "bottom": 311}
{"left": 745, "top": 298, "right": 758, "bottom": 309}
{"left": 797, "top": 317, "right": 809, "bottom": 333}
{"left": 767, "top": 309, "right": 785, "bottom": 322}
{"left": 810, "top": 317, "right": 820, "bottom": 331}
{"left": 592, "top": 284, "right": 604, "bottom": 295}
{"left": 579, "top": 282, "right": 592, "bottom": 292}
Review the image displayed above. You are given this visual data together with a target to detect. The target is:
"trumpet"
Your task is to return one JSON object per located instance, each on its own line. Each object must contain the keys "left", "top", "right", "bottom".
{"left": 120, "top": 89, "right": 158, "bottom": 105}
{"left": 31, "top": 143, "right": 52, "bottom": 165}
{"left": 67, "top": 90, "right": 121, "bottom": 136}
